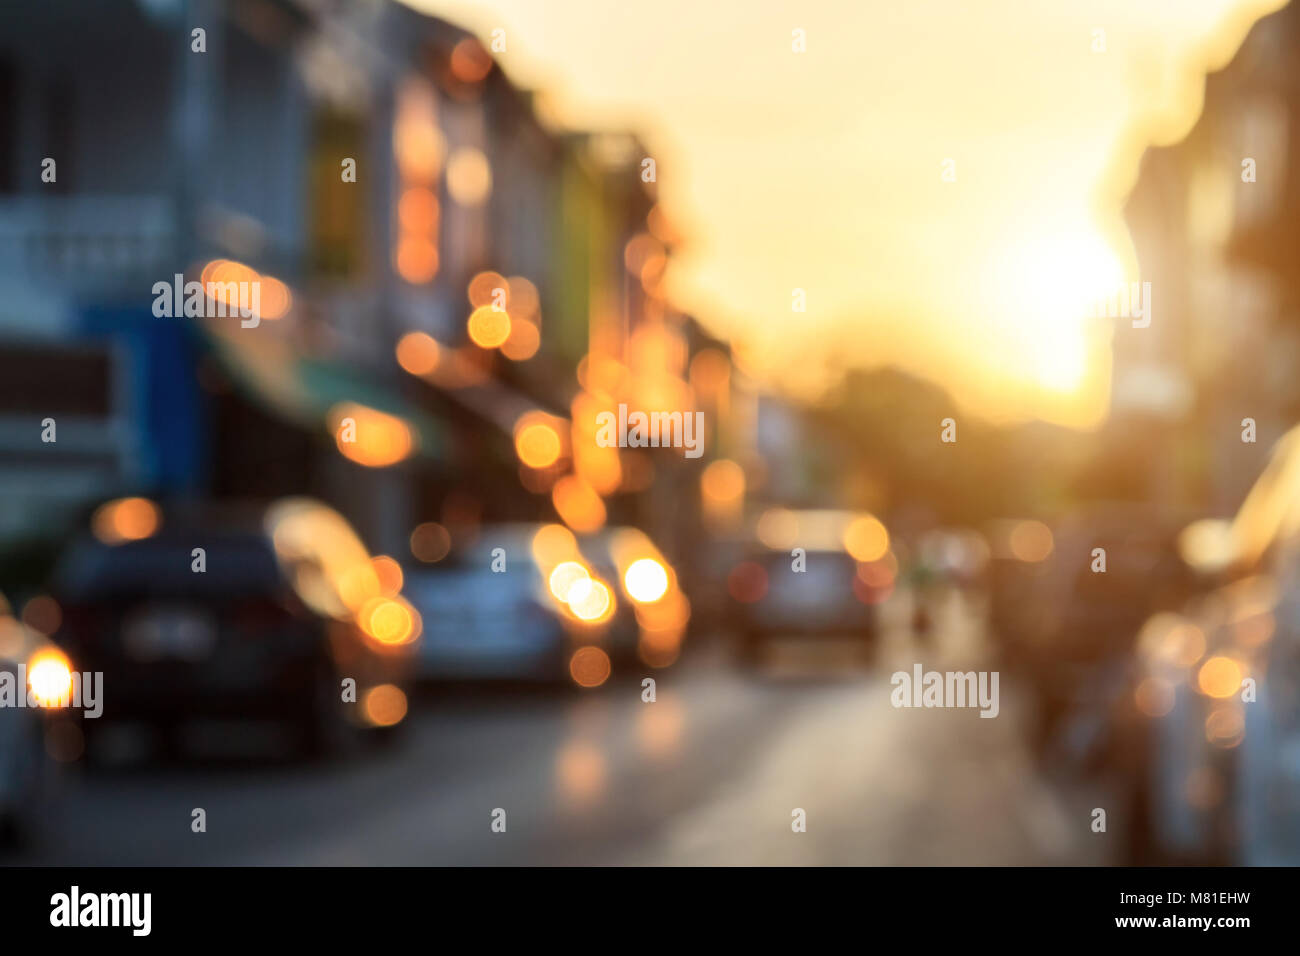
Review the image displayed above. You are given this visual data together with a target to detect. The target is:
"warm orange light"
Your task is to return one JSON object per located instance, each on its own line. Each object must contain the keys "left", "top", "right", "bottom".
{"left": 756, "top": 508, "right": 799, "bottom": 550}
{"left": 198, "top": 259, "right": 290, "bottom": 320}
{"left": 623, "top": 232, "right": 665, "bottom": 275}
{"left": 329, "top": 402, "right": 416, "bottom": 468}
{"left": 501, "top": 317, "right": 540, "bottom": 360}
{"left": 532, "top": 524, "right": 578, "bottom": 566}
{"left": 260, "top": 277, "right": 292, "bottom": 320}
{"left": 549, "top": 561, "right": 590, "bottom": 603}
{"left": 446, "top": 147, "right": 492, "bottom": 207}
{"left": 1008, "top": 520, "right": 1054, "bottom": 562}
{"left": 396, "top": 331, "right": 441, "bottom": 376}
{"left": 467, "top": 270, "right": 507, "bottom": 307}
{"left": 450, "top": 37, "right": 493, "bottom": 84}
{"left": 371, "top": 555, "right": 404, "bottom": 597}
{"left": 361, "top": 596, "right": 420, "bottom": 646}
{"left": 27, "top": 648, "right": 73, "bottom": 707}
{"left": 393, "top": 79, "right": 444, "bottom": 182}
{"left": 857, "top": 558, "right": 896, "bottom": 590}
{"left": 569, "top": 645, "right": 611, "bottom": 688}
{"left": 843, "top": 515, "right": 890, "bottom": 562}
{"left": 634, "top": 588, "right": 690, "bottom": 633}
{"left": 398, "top": 187, "right": 439, "bottom": 234}
{"left": 701, "top": 459, "right": 745, "bottom": 502}
{"left": 362, "top": 684, "right": 409, "bottom": 727}
{"left": 92, "top": 497, "right": 160, "bottom": 544}
{"left": 506, "top": 276, "right": 540, "bottom": 319}
{"left": 1138, "top": 613, "right": 1206, "bottom": 667}
{"left": 396, "top": 236, "right": 439, "bottom": 284}
{"left": 573, "top": 440, "right": 623, "bottom": 496}
{"left": 200, "top": 258, "right": 257, "bottom": 295}
{"left": 1197, "top": 656, "right": 1244, "bottom": 700}
{"left": 638, "top": 632, "right": 683, "bottom": 669}
{"left": 624, "top": 558, "right": 669, "bottom": 603}
{"left": 552, "top": 475, "right": 606, "bottom": 533}
{"left": 337, "top": 561, "right": 383, "bottom": 613}
{"left": 690, "top": 348, "right": 731, "bottom": 396}
{"left": 467, "top": 305, "right": 511, "bottom": 348}
{"left": 515, "top": 420, "right": 562, "bottom": 469}
{"left": 567, "top": 578, "right": 613, "bottom": 622}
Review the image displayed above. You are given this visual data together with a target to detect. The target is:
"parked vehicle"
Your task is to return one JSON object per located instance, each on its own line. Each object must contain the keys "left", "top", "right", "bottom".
{"left": 50, "top": 497, "right": 417, "bottom": 759}
{"left": 993, "top": 506, "right": 1189, "bottom": 755}
{"left": 727, "top": 509, "right": 888, "bottom": 662}
{"left": 0, "top": 612, "right": 74, "bottom": 845}
{"left": 1124, "top": 427, "right": 1300, "bottom": 863}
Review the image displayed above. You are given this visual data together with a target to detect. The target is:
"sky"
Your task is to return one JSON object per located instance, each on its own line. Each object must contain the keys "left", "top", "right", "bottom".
{"left": 407, "top": 0, "right": 1287, "bottom": 428}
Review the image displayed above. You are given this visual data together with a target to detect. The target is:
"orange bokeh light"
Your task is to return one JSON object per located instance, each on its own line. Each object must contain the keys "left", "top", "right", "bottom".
{"left": 515, "top": 419, "right": 562, "bottom": 469}
{"left": 552, "top": 475, "right": 606, "bottom": 533}
{"left": 396, "top": 236, "right": 439, "bottom": 284}
{"left": 450, "top": 38, "right": 493, "bottom": 84}
{"left": 467, "top": 305, "right": 511, "bottom": 348}
{"left": 398, "top": 186, "right": 439, "bottom": 234}
{"left": 701, "top": 459, "right": 745, "bottom": 502}
{"left": 92, "top": 497, "right": 161, "bottom": 544}
{"left": 569, "top": 645, "right": 612, "bottom": 688}
{"left": 329, "top": 403, "right": 416, "bottom": 468}
{"left": 396, "top": 331, "right": 441, "bottom": 376}
{"left": 501, "top": 317, "right": 540, "bottom": 360}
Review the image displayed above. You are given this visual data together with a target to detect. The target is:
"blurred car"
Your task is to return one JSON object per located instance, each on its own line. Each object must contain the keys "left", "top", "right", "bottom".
{"left": 50, "top": 496, "right": 417, "bottom": 758}
{"left": 988, "top": 508, "right": 1189, "bottom": 754}
{"left": 404, "top": 528, "right": 569, "bottom": 682}
{"left": 1123, "top": 427, "right": 1300, "bottom": 863}
{"left": 727, "top": 508, "right": 890, "bottom": 662}
{"left": 579, "top": 525, "right": 688, "bottom": 668}
{"left": 983, "top": 518, "right": 1051, "bottom": 655}
{"left": 0, "top": 611, "right": 75, "bottom": 845}
{"left": 406, "top": 523, "right": 685, "bottom": 684}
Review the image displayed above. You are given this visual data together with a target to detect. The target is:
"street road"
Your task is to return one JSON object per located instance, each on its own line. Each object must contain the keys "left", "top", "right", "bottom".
{"left": 6, "top": 592, "right": 1116, "bottom": 865}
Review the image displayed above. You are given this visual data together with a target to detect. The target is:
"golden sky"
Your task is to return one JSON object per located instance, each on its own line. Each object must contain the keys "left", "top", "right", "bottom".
{"left": 408, "top": 0, "right": 1286, "bottom": 428}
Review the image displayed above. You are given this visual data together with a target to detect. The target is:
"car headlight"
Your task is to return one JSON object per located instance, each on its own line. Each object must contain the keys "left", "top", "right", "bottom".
{"left": 624, "top": 558, "right": 669, "bottom": 603}
{"left": 28, "top": 647, "right": 73, "bottom": 707}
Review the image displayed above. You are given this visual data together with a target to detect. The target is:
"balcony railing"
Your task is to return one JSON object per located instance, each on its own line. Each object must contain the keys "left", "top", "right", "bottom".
{"left": 0, "top": 196, "right": 177, "bottom": 290}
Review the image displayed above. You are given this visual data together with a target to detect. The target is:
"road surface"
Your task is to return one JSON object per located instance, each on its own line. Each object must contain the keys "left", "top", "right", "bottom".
{"left": 5, "top": 590, "right": 1116, "bottom": 865}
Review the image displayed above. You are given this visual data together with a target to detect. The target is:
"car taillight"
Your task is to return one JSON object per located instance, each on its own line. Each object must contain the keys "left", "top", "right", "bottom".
{"left": 728, "top": 561, "right": 768, "bottom": 604}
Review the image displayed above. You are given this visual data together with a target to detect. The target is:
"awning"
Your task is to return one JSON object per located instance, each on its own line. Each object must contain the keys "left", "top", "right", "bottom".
{"left": 201, "top": 322, "right": 441, "bottom": 461}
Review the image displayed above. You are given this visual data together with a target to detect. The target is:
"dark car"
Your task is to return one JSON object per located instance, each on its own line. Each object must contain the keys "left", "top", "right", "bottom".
{"left": 1121, "top": 427, "right": 1300, "bottom": 863}
{"left": 50, "top": 497, "right": 416, "bottom": 758}
{"left": 0, "top": 616, "right": 75, "bottom": 845}
{"left": 1003, "top": 506, "right": 1190, "bottom": 755}
{"left": 726, "top": 509, "right": 887, "bottom": 662}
